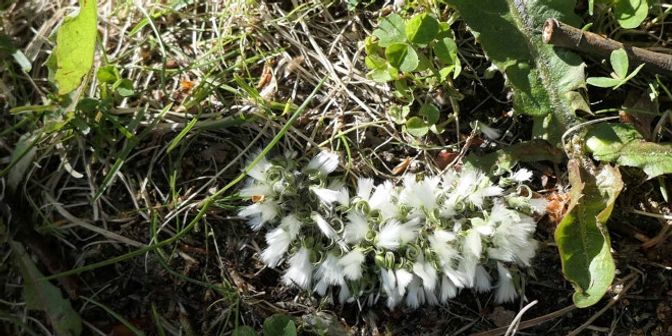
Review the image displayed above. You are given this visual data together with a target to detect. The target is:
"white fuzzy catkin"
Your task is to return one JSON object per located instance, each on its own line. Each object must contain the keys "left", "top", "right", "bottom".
{"left": 239, "top": 150, "right": 545, "bottom": 308}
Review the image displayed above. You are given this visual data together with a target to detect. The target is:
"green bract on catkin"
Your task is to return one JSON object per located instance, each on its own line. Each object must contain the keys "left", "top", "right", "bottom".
{"left": 238, "top": 150, "right": 546, "bottom": 308}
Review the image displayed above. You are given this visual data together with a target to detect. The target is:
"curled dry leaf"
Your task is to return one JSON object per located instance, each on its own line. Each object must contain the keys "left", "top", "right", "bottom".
{"left": 391, "top": 157, "right": 412, "bottom": 175}
{"left": 435, "top": 150, "right": 458, "bottom": 170}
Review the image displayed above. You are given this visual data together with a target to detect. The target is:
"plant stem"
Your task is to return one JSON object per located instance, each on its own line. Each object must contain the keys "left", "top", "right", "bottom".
{"left": 543, "top": 19, "right": 672, "bottom": 77}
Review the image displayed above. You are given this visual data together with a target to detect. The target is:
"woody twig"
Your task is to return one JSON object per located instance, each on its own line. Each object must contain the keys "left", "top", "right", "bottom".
{"left": 542, "top": 18, "right": 672, "bottom": 77}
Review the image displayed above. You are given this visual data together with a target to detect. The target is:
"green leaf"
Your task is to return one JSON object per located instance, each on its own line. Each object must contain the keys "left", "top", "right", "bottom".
{"left": 585, "top": 123, "right": 672, "bottom": 179}
{"left": 13, "top": 49, "right": 32, "bottom": 72}
{"left": 263, "top": 314, "right": 296, "bottom": 336}
{"left": 368, "top": 65, "right": 397, "bottom": 83}
{"left": 586, "top": 77, "right": 622, "bottom": 88}
{"left": 389, "top": 104, "right": 411, "bottom": 124}
{"left": 10, "top": 241, "right": 83, "bottom": 336}
{"left": 97, "top": 65, "right": 119, "bottom": 84}
{"left": 415, "top": 51, "right": 432, "bottom": 72}
{"left": 447, "top": 0, "right": 586, "bottom": 144}
{"left": 555, "top": 160, "right": 621, "bottom": 308}
{"left": 434, "top": 37, "right": 461, "bottom": 78}
{"left": 392, "top": 79, "right": 413, "bottom": 101}
{"left": 405, "top": 116, "right": 429, "bottom": 137}
{"left": 53, "top": 0, "right": 98, "bottom": 95}
{"left": 610, "top": 48, "right": 628, "bottom": 79}
{"left": 436, "top": 22, "right": 455, "bottom": 40}
{"left": 7, "top": 134, "right": 37, "bottom": 192}
{"left": 233, "top": 326, "right": 257, "bottom": 336}
{"left": 419, "top": 103, "right": 440, "bottom": 124}
{"left": 76, "top": 98, "right": 99, "bottom": 114}
{"left": 439, "top": 66, "right": 455, "bottom": 81}
{"left": 114, "top": 78, "right": 135, "bottom": 97}
{"left": 385, "top": 43, "right": 419, "bottom": 72}
{"left": 622, "top": 63, "right": 645, "bottom": 83}
{"left": 365, "top": 54, "right": 387, "bottom": 70}
{"left": 405, "top": 13, "right": 439, "bottom": 45}
{"left": 464, "top": 139, "right": 564, "bottom": 175}
{"left": 372, "top": 13, "right": 406, "bottom": 47}
{"left": 614, "top": 0, "right": 649, "bottom": 29}
{"left": 364, "top": 36, "right": 381, "bottom": 55}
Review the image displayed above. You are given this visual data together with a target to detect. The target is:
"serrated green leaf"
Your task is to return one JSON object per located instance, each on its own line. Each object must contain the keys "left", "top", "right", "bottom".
{"left": 53, "top": 0, "right": 98, "bottom": 95}
{"left": 586, "top": 77, "right": 623, "bottom": 88}
{"left": 405, "top": 13, "right": 439, "bottom": 45}
{"left": 447, "top": 0, "right": 585, "bottom": 144}
{"left": 263, "top": 314, "right": 296, "bottom": 336}
{"left": 614, "top": 0, "right": 649, "bottom": 29}
{"left": 419, "top": 103, "right": 439, "bottom": 124}
{"left": 385, "top": 43, "right": 419, "bottom": 72}
{"left": 555, "top": 160, "right": 621, "bottom": 308}
{"left": 610, "top": 49, "right": 628, "bottom": 79}
{"left": 372, "top": 13, "right": 406, "bottom": 47}
{"left": 586, "top": 123, "right": 672, "bottom": 179}
{"left": 10, "top": 241, "right": 83, "bottom": 336}
{"left": 405, "top": 116, "right": 429, "bottom": 137}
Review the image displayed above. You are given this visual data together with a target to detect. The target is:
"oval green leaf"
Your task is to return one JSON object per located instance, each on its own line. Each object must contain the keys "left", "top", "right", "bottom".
{"left": 405, "top": 13, "right": 439, "bottom": 45}
{"left": 372, "top": 13, "right": 406, "bottom": 47}
{"left": 610, "top": 48, "right": 628, "bottom": 79}
{"left": 233, "top": 326, "right": 257, "bottom": 336}
{"left": 555, "top": 160, "right": 621, "bottom": 308}
{"left": 405, "top": 116, "right": 429, "bottom": 137}
{"left": 419, "top": 103, "right": 440, "bottom": 124}
{"left": 586, "top": 123, "right": 672, "bottom": 179}
{"left": 53, "top": 0, "right": 98, "bottom": 95}
{"left": 586, "top": 77, "right": 622, "bottom": 88}
{"left": 263, "top": 314, "right": 296, "bottom": 336}
{"left": 385, "top": 43, "right": 419, "bottom": 72}
{"left": 614, "top": 0, "right": 649, "bottom": 29}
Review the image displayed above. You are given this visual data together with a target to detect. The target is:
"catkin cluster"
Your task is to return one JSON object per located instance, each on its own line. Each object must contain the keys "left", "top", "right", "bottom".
{"left": 238, "top": 150, "right": 545, "bottom": 308}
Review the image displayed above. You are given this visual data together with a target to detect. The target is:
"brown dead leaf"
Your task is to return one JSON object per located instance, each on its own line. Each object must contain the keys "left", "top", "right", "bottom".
{"left": 257, "top": 60, "right": 274, "bottom": 89}
{"left": 435, "top": 150, "right": 458, "bottom": 170}
{"left": 391, "top": 157, "right": 411, "bottom": 175}
{"left": 546, "top": 191, "right": 570, "bottom": 225}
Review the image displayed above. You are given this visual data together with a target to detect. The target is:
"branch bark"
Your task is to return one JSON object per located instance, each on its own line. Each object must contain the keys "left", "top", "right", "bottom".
{"left": 543, "top": 18, "right": 672, "bottom": 77}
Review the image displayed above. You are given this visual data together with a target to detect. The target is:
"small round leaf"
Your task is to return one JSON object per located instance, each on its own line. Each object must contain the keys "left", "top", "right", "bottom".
{"left": 419, "top": 103, "right": 440, "bottom": 125}
{"left": 385, "top": 43, "right": 419, "bottom": 72}
{"left": 405, "top": 116, "right": 429, "bottom": 137}
{"left": 405, "top": 13, "right": 439, "bottom": 45}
